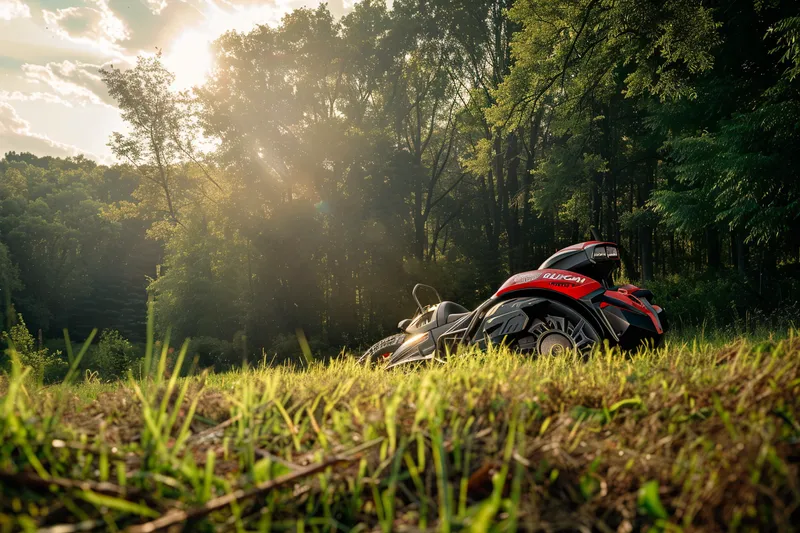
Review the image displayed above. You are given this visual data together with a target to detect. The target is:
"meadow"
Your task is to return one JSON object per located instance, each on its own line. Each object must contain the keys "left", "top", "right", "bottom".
{"left": 1, "top": 329, "right": 798, "bottom": 532}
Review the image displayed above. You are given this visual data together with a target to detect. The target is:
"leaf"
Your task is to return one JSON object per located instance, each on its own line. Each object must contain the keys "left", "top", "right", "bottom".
{"left": 570, "top": 405, "right": 607, "bottom": 424}
{"left": 253, "top": 458, "right": 293, "bottom": 484}
{"left": 637, "top": 480, "right": 668, "bottom": 520}
{"left": 77, "top": 490, "right": 160, "bottom": 518}
{"left": 579, "top": 474, "right": 601, "bottom": 501}
{"left": 609, "top": 397, "right": 643, "bottom": 414}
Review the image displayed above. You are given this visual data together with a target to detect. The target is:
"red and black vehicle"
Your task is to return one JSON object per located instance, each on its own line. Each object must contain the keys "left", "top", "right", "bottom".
{"left": 359, "top": 237, "right": 667, "bottom": 368}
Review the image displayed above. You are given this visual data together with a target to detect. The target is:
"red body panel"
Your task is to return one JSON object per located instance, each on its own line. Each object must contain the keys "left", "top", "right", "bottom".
{"left": 559, "top": 240, "right": 617, "bottom": 251}
{"left": 494, "top": 269, "right": 602, "bottom": 299}
{"left": 603, "top": 289, "right": 664, "bottom": 334}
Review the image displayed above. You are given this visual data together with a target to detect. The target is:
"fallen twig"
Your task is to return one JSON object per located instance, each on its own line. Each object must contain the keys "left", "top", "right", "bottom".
{"left": 37, "top": 519, "right": 105, "bottom": 533}
{"left": 0, "top": 470, "right": 176, "bottom": 511}
{"left": 126, "top": 453, "right": 359, "bottom": 532}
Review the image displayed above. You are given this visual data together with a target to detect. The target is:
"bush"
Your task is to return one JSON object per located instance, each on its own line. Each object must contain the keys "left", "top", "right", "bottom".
{"left": 88, "top": 329, "right": 141, "bottom": 381}
{"left": 1, "top": 315, "right": 67, "bottom": 383}
{"left": 188, "top": 336, "right": 237, "bottom": 371}
{"left": 645, "top": 271, "right": 799, "bottom": 331}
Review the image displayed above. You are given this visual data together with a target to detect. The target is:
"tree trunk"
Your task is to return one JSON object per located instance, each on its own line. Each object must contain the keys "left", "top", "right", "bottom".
{"left": 637, "top": 168, "right": 654, "bottom": 281}
{"left": 414, "top": 167, "right": 425, "bottom": 261}
{"left": 670, "top": 233, "right": 676, "bottom": 273}
{"left": 591, "top": 173, "right": 602, "bottom": 233}
{"left": 481, "top": 172, "right": 499, "bottom": 253}
{"left": 521, "top": 111, "right": 542, "bottom": 268}
{"left": 706, "top": 226, "right": 721, "bottom": 270}
{"left": 505, "top": 131, "right": 521, "bottom": 270}
{"left": 640, "top": 227, "right": 653, "bottom": 281}
{"left": 735, "top": 230, "right": 748, "bottom": 275}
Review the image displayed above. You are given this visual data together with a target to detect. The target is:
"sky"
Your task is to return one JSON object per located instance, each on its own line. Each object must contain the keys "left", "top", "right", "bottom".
{"left": 0, "top": 0, "right": 357, "bottom": 163}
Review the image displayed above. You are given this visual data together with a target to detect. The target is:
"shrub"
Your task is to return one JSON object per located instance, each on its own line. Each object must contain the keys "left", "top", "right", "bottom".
{"left": 188, "top": 336, "right": 236, "bottom": 371}
{"left": 1, "top": 315, "right": 66, "bottom": 383}
{"left": 264, "top": 332, "right": 330, "bottom": 366}
{"left": 644, "top": 271, "right": 799, "bottom": 331}
{"left": 88, "top": 329, "right": 141, "bottom": 381}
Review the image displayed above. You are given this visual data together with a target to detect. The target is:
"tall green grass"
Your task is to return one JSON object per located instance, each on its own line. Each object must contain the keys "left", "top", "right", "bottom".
{"left": 1, "top": 328, "right": 798, "bottom": 531}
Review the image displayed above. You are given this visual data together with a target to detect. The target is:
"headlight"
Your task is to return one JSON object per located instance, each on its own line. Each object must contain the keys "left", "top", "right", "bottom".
{"left": 402, "top": 333, "right": 429, "bottom": 348}
{"left": 607, "top": 246, "right": 619, "bottom": 259}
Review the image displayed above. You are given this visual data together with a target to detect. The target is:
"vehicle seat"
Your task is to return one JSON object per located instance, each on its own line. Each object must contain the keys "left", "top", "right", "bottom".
{"left": 436, "top": 301, "right": 469, "bottom": 325}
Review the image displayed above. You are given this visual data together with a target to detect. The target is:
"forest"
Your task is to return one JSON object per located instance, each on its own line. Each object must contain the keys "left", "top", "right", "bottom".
{"left": 2, "top": 0, "right": 800, "bottom": 375}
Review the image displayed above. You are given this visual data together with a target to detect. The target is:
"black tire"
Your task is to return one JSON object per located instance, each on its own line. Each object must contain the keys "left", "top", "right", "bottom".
{"left": 511, "top": 301, "right": 600, "bottom": 358}
{"left": 358, "top": 334, "right": 406, "bottom": 365}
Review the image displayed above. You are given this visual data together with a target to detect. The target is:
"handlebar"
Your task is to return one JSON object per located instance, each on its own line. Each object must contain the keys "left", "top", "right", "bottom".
{"left": 412, "top": 283, "right": 441, "bottom": 313}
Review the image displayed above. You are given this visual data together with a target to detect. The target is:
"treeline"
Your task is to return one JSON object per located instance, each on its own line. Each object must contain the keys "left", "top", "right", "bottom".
{"left": 2, "top": 0, "right": 799, "bottom": 363}
{"left": 0, "top": 154, "right": 159, "bottom": 341}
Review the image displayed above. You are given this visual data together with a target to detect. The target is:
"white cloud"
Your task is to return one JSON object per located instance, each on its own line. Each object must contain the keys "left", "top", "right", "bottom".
{"left": 0, "top": 0, "right": 31, "bottom": 20}
{"left": 145, "top": 0, "right": 168, "bottom": 15}
{"left": 0, "top": 90, "right": 73, "bottom": 106}
{"left": 0, "top": 102, "right": 85, "bottom": 158}
{"left": 42, "top": 0, "right": 130, "bottom": 55}
{"left": 21, "top": 60, "right": 124, "bottom": 107}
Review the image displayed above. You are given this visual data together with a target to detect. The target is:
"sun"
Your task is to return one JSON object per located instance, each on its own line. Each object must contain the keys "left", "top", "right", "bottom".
{"left": 160, "top": 1, "right": 299, "bottom": 89}
{"left": 164, "top": 29, "right": 214, "bottom": 89}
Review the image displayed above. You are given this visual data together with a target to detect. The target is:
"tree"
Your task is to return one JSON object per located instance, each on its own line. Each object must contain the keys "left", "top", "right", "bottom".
{"left": 651, "top": 1, "right": 800, "bottom": 274}
{"left": 101, "top": 55, "right": 222, "bottom": 235}
{"left": 0, "top": 239, "right": 21, "bottom": 331}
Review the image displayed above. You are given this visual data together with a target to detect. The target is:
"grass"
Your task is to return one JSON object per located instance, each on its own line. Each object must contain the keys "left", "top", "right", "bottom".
{"left": 0, "top": 328, "right": 799, "bottom": 532}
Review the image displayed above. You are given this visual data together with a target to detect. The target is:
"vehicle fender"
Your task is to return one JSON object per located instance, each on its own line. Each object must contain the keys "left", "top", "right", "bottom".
{"left": 491, "top": 289, "right": 615, "bottom": 342}
{"left": 478, "top": 297, "right": 549, "bottom": 344}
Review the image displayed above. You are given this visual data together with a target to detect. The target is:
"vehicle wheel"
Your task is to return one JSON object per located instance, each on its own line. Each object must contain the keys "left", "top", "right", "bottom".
{"left": 358, "top": 334, "right": 406, "bottom": 365}
{"left": 513, "top": 302, "right": 599, "bottom": 358}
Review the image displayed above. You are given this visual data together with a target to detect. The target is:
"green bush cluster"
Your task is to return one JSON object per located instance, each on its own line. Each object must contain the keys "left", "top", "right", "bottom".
{"left": 1, "top": 315, "right": 66, "bottom": 383}
{"left": 87, "top": 329, "right": 142, "bottom": 380}
{"left": 644, "top": 271, "right": 798, "bottom": 331}
{"left": 188, "top": 336, "right": 238, "bottom": 371}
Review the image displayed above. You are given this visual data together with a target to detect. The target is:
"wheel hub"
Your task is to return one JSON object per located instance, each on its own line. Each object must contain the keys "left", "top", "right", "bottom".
{"left": 536, "top": 330, "right": 574, "bottom": 356}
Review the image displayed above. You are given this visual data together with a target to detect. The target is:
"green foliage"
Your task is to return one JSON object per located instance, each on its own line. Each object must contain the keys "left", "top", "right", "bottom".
{"left": 644, "top": 271, "right": 800, "bottom": 333}
{"left": 0, "top": 154, "right": 155, "bottom": 339}
{"left": 648, "top": 7, "right": 800, "bottom": 248}
{"left": 87, "top": 329, "right": 141, "bottom": 381}
{"left": 646, "top": 274, "right": 751, "bottom": 329}
{"left": 188, "top": 336, "right": 236, "bottom": 370}
{"left": 654, "top": 100, "right": 800, "bottom": 245}
{"left": 100, "top": 54, "right": 220, "bottom": 233}
{"left": 0, "top": 241, "right": 21, "bottom": 330}
{"left": 771, "top": 16, "right": 800, "bottom": 81}
{"left": 1, "top": 315, "right": 66, "bottom": 383}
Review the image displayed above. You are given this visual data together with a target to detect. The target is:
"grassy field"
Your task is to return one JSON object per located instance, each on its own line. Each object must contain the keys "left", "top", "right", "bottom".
{"left": 1, "top": 330, "right": 799, "bottom": 532}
